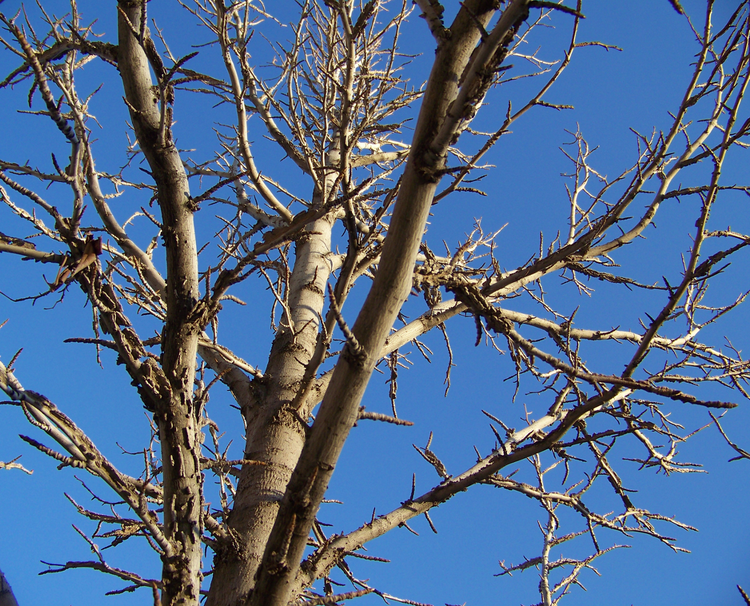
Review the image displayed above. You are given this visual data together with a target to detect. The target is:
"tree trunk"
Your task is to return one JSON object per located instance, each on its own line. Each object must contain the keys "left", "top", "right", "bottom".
{"left": 206, "top": 208, "right": 336, "bottom": 604}
{"left": 247, "top": 2, "right": 532, "bottom": 604}
{"left": 117, "top": 2, "right": 203, "bottom": 604}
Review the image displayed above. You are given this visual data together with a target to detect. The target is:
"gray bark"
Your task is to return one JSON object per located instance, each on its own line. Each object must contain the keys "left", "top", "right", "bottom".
{"left": 206, "top": 214, "right": 335, "bottom": 605}
{"left": 206, "top": 145, "right": 338, "bottom": 605}
{"left": 117, "top": 2, "right": 203, "bottom": 603}
{"left": 249, "top": 2, "right": 533, "bottom": 604}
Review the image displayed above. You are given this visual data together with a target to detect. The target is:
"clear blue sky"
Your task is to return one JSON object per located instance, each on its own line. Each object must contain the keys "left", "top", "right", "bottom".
{"left": 1, "top": 1, "right": 749, "bottom": 605}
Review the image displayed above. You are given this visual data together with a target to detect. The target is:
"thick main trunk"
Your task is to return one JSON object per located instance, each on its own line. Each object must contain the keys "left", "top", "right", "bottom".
{"left": 248, "top": 2, "right": 530, "bottom": 604}
{"left": 206, "top": 214, "right": 334, "bottom": 606}
{"left": 117, "top": 2, "right": 202, "bottom": 604}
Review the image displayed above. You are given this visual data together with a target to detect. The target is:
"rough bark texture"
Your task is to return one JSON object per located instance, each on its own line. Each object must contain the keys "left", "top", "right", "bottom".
{"left": 248, "top": 2, "right": 533, "bottom": 604}
{"left": 206, "top": 214, "right": 335, "bottom": 605}
{"left": 206, "top": 118, "right": 340, "bottom": 604}
{"left": 118, "top": 2, "right": 203, "bottom": 603}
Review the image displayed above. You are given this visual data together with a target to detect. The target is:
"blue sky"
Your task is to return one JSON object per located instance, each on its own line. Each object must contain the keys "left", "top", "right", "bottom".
{"left": 1, "top": 1, "right": 749, "bottom": 605}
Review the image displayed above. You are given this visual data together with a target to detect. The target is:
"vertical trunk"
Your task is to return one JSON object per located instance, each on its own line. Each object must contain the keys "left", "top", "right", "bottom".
{"left": 249, "top": 2, "right": 528, "bottom": 604}
{"left": 206, "top": 210, "right": 334, "bottom": 605}
{"left": 117, "top": 2, "right": 202, "bottom": 604}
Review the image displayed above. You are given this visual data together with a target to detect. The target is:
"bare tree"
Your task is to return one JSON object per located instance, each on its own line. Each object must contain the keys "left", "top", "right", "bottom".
{"left": 1, "top": 1, "right": 749, "bottom": 605}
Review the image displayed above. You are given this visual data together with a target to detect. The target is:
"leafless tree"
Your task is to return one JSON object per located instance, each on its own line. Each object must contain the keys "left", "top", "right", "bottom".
{"left": 1, "top": 1, "right": 749, "bottom": 605}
